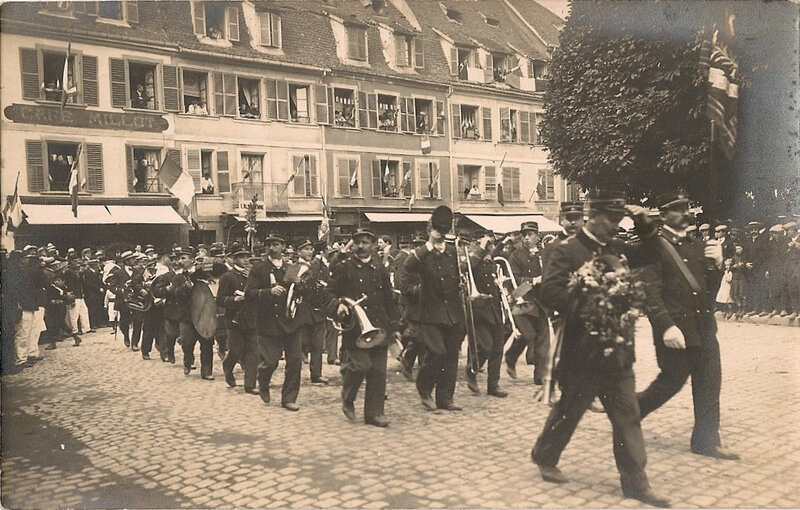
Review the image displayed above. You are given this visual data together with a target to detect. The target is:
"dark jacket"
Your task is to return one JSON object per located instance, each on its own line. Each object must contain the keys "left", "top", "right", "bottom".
{"left": 394, "top": 250, "right": 420, "bottom": 322}
{"left": 245, "top": 257, "right": 296, "bottom": 335}
{"left": 469, "top": 247, "right": 503, "bottom": 326}
{"left": 81, "top": 267, "right": 104, "bottom": 300}
{"left": 16, "top": 263, "right": 47, "bottom": 311}
{"left": 167, "top": 270, "right": 197, "bottom": 323}
{"left": 63, "top": 267, "right": 84, "bottom": 299}
{"left": 508, "top": 246, "right": 545, "bottom": 316}
{"left": 540, "top": 231, "right": 571, "bottom": 276}
{"left": 399, "top": 243, "right": 464, "bottom": 326}
{"left": 216, "top": 267, "right": 253, "bottom": 330}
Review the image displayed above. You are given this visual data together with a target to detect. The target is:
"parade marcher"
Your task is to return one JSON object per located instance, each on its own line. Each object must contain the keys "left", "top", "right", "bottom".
{"left": 169, "top": 246, "right": 215, "bottom": 379}
{"left": 327, "top": 228, "right": 398, "bottom": 426}
{"left": 245, "top": 234, "right": 304, "bottom": 411}
{"left": 218, "top": 243, "right": 258, "bottom": 394}
{"left": 531, "top": 190, "right": 669, "bottom": 508}
{"left": 464, "top": 230, "right": 509, "bottom": 397}
{"left": 395, "top": 233, "right": 426, "bottom": 381}
{"left": 64, "top": 256, "right": 92, "bottom": 334}
{"left": 294, "top": 239, "right": 330, "bottom": 384}
{"left": 400, "top": 206, "right": 465, "bottom": 412}
{"left": 44, "top": 262, "right": 81, "bottom": 349}
{"left": 541, "top": 202, "right": 584, "bottom": 272}
{"left": 151, "top": 253, "right": 179, "bottom": 363}
{"left": 106, "top": 250, "right": 137, "bottom": 347}
{"left": 323, "top": 245, "right": 341, "bottom": 366}
{"left": 83, "top": 258, "right": 105, "bottom": 329}
{"left": 135, "top": 260, "right": 161, "bottom": 360}
{"left": 635, "top": 191, "right": 739, "bottom": 461}
{"left": 12, "top": 249, "right": 47, "bottom": 367}
{"left": 504, "top": 221, "right": 550, "bottom": 385}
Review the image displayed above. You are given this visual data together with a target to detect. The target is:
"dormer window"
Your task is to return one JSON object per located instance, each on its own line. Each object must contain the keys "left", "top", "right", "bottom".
{"left": 481, "top": 13, "right": 500, "bottom": 28}
{"left": 98, "top": 1, "right": 122, "bottom": 20}
{"left": 193, "top": 1, "right": 240, "bottom": 42}
{"left": 347, "top": 25, "right": 367, "bottom": 61}
{"left": 72, "top": 1, "right": 139, "bottom": 23}
{"left": 395, "top": 34, "right": 424, "bottom": 69}
{"left": 529, "top": 60, "right": 550, "bottom": 79}
{"left": 259, "top": 11, "right": 282, "bottom": 48}
{"left": 440, "top": 3, "right": 462, "bottom": 24}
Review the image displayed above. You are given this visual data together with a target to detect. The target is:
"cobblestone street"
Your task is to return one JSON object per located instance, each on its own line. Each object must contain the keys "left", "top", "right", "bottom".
{"left": 2, "top": 319, "right": 799, "bottom": 509}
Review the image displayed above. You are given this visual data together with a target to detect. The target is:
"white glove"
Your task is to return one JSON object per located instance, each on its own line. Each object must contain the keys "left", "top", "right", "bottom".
{"left": 704, "top": 240, "right": 723, "bottom": 267}
{"left": 663, "top": 326, "right": 686, "bottom": 349}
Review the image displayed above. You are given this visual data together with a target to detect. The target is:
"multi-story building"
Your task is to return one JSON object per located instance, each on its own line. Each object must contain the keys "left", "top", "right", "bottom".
{"left": 1, "top": 0, "right": 568, "bottom": 251}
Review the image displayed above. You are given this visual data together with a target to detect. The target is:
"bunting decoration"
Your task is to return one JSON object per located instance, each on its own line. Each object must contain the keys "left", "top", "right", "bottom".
{"left": 699, "top": 29, "right": 739, "bottom": 160}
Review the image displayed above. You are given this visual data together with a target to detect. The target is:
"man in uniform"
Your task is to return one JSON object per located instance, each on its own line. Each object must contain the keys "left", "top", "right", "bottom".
{"left": 107, "top": 251, "right": 137, "bottom": 347}
{"left": 152, "top": 253, "right": 179, "bottom": 363}
{"left": 327, "top": 229, "right": 398, "bottom": 427}
{"left": 218, "top": 243, "right": 258, "bottom": 394}
{"left": 83, "top": 258, "right": 105, "bottom": 330}
{"left": 400, "top": 206, "right": 465, "bottom": 412}
{"left": 635, "top": 191, "right": 739, "bottom": 461}
{"left": 245, "top": 234, "right": 303, "bottom": 411}
{"left": 294, "top": 239, "right": 330, "bottom": 384}
{"left": 504, "top": 221, "right": 549, "bottom": 385}
{"left": 531, "top": 190, "right": 669, "bottom": 508}
{"left": 541, "top": 202, "right": 584, "bottom": 273}
{"left": 395, "top": 234, "right": 426, "bottom": 381}
{"left": 64, "top": 256, "right": 92, "bottom": 334}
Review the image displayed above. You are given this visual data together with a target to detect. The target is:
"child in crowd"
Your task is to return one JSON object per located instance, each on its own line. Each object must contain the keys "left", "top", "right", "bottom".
{"left": 716, "top": 258, "right": 734, "bottom": 319}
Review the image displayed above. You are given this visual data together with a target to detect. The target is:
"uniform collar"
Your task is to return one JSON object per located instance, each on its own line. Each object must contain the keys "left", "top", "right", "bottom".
{"left": 660, "top": 226, "right": 687, "bottom": 244}
{"left": 581, "top": 227, "right": 607, "bottom": 247}
{"left": 352, "top": 254, "right": 377, "bottom": 269}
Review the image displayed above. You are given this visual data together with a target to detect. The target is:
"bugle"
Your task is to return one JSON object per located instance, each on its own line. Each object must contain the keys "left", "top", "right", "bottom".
{"left": 332, "top": 294, "right": 387, "bottom": 349}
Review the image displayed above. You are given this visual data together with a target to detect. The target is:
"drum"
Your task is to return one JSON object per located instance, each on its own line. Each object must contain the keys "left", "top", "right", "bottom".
{"left": 190, "top": 280, "right": 218, "bottom": 339}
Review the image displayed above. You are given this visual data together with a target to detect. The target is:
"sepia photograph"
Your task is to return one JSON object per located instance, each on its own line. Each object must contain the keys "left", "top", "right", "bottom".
{"left": 1, "top": 0, "right": 798, "bottom": 508}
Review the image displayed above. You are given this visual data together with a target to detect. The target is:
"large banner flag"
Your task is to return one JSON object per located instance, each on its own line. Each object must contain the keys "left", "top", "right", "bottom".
{"left": 69, "top": 143, "right": 84, "bottom": 217}
{"left": 700, "top": 29, "right": 739, "bottom": 160}
{"left": 61, "top": 42, "right": 78, "bottom": 109}
{"left": 2, "top": 172, "right": 24, "bottom": 232}
{"left": 158, "top": 149, "right": 195, "bottom": 207}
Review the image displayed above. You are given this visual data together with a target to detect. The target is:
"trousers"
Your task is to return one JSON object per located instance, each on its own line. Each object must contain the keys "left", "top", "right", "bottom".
{"left": 140, "top": 311, "right": 163, "bottom": 355}
{"left": 471, "top": 321, "right": 507, "bottom": 390}
{"left": 341, "top": 345, "right": 388, "bottom": 421}
{"left": 505, "top": 312, "right": 550, "bottom": 383}
{"left": 325, "top": 321, "right": 339, "bottom": 364}
{"left": 179, "top": 321, "right": 214, "bottom": 376}
{"left": 416, "top": 323, "right": 465, "bottom": 407}
{"left": 14, "top": 308, "right": 44, "bottom": 365}
{"left": 222, "top": 327, "right": 258, "bottom": 391}
{"left": 254, "top": 331, "right": 303, "bottom": 405}
{"left": 163, "top": 319, "right": 179, "bottom": 361}
{"left": 68, "top": 298, "right": 91, "bottom": 332}
{"left": 301, "top": 321, "right": 325, "bottom": 379}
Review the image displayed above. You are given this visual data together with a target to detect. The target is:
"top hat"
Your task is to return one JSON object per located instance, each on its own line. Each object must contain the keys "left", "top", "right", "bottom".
{"left": 430, "top": 205, "right": 453, "bottom": 235}
{"left": 585, "top": 190, "right": 627, "bottom": 214}
{"left": 264, "top": 233, "right": 286, "bottom": 244}
{"left": 520, "top": 221, "right": 539, "bottom": 234}
{"left": 654, "top": 190, "right": 690, "bottom": 211}
{"left": 351, "top": 229, "right": 376, "bottom": 241}
{"left": 560, "top": 201, "right": 584, "bottom": 216}
{"left": 296, "top": 239, "right": 314, "bottom": 251}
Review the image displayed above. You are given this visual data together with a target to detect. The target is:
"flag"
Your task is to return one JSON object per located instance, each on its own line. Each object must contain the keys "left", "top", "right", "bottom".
{"left": 428, "top": 165, "right": 439, "bottom": 198}
{"left": 70, "top": 143, "right": 83, "bottom": 217}
{"left": 420, "top": 135, "right": 431, "bottom": 154}
{"left": 288, "top": 155, "right": 306, "bottom": 184}
{"left": 350, "top": 166, "right": 358, "bottom": 187}
{"left": 408, "top": 193, "right": 416, "bottom": 212}
{"left": 157, "top": 149, "right": 195, "bottom": 206}
{"left": 383, "top": 160, "right": 390, "bottom": 184}
{"left": 318, "top": 197, "right": 330, "bottom": 240}
{"left": 60, "top": 42, "right": 78, "bottom": 109}
{"left": 497, "top": 182, "right": 505, "bottom": 207}
{"left": 2, "top": 173, "right": 24, "bottom": 233}
{"left": 699, "top": 30, "right": 739, "bottom": 160}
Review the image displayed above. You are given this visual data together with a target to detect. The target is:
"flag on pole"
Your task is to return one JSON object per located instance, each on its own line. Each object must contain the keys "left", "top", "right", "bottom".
{"left": 699, "top": 29, "right": 739, "bottom": 160}
{"left": 318, "top": 196, "right": 330, "bottom": 240}
{"left": 497, "top": 182, "right": 505, "bottom": 207}
{"left": 428, "top": 165, "right": 439, "bottom": 198}
{"left": 408, "top": 193, "right": 416, "bottom": 212}
{"left": 383, "top": 160, "right": 390, "bottom": 184}
{"left": 350, "top": 166, "right": 358, "bottom": 187}
{"left": 288, "top": 155, "right": 307, "bottom": 184}
{"left": 157, "top": 149, "right": 195, "bottom": 206}
{"left": 61, "top": 42, "right": 78, "bottom": 109}
{"left": 69, "top": 144, "right": 83, "bottom": 217}
{"left": 2, "top": 173, "right": 24, "bottom": 233}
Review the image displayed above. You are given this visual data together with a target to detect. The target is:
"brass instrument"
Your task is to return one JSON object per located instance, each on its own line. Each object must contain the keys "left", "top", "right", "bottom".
{"left": 285, "top": 262, "right": 311, "bottom": 320}
{"left": 455, "top": 235, "right": 480, "bottom": 376}
{"left": 493, "top": 258, "right": 521, "bottom": 340}
{"left": 331, "top": 294, "right": 388, "bottom": 349}
{"left": 540, "top": 320, "right": 562, "bottom": 406}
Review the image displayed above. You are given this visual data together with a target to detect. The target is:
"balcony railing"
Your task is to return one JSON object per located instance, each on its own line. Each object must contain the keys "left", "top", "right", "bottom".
{"left": 231, "top": 182, "right": 289, "bottom": 213}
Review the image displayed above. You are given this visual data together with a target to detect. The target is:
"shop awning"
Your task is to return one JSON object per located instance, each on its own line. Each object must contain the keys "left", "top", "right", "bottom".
{"left": 21, "top": 204, "right": 187, "bottom": 225}
{"left": 463, "top": 214, "right": 562, "bottom": 234}
{"left": 365, "top": 212, "right": 431, "bottom": 223}
{"left": 105, "top": 205, "right": 187, "bottom": 225}
{"left": 232, "top": 215, "right": 322, "bottom": 223}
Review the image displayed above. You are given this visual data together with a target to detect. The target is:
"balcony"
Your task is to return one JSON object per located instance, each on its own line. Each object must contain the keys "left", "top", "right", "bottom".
{"left": 505, "top": 74, "right": 536, "bottom": 92}
{"left": 534, "top": 78, "right": 549, "bottom": 92}
{"left": 231, "top": 182, "right": 289, "bottom": 214}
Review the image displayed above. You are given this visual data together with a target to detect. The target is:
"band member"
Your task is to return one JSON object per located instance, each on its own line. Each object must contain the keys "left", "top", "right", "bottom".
{"left": 64, "top": 256, "right": 93, "bottom": 334}
{"left": 124, "top": 261, "right": 151, "bottom": 352}
{"left": 294, "top": 239, "right": 330, "bottom": 384}
{"left": 504, "top": 221, "right": 550, "bottom": 384}
{"left": 245, "top": 234, "right": 303, "bottom": 411}
{"left": 541, "top": 202, "right": 584, "bottom": 273}
{"left": 44, "top": 260, "right": 81, "bottom": 349}
{"left": 152, "top": 253, "right": 178, "bottom": 363}
{"left": 82, "top": 258, "right": 105, "bottom": 329}
{"left": 400, "top": 206, "right": 465, "bottom": 412}
{"left": 107, "top": 251, "right": 138, "bottom": 348}
{"left": 169, "top": 246, "right": 215, "bottom": 380}
{"left": 634, "top": 191, "right": 739, "bottom": 460}
{"left": 327, "top": 229, "right": 398, "bottom": 427}
{"left": 531, "top": 190, "right": 668, "bottom": 507}
{"left": 464, "top": 231, "right": 509, "bottom": 397}
{"left": 218, "top": 243, "right": 258, "bottom": 394}
{"left": 395, "top": 234, "right": 426, "bottom": 380}
{"left": 138, "top": 258, "right": 164, "bottom": 361}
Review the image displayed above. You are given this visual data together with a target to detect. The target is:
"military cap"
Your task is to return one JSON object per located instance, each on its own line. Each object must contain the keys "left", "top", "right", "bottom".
{"left": 296, "top": 239, "right": 314, "bottom": 251}
{"left": 197, "top": 243, "right": 207, "bottom": 250}
{"left": 351, "top": 229, "right": 376, "bottom": 242}
{"left": 560, "top": 201, "right": 584, "bottom": 215}
{"left": 654, "top": 190, "right": 690, "bottom": 211}
{"left": 227, "top": 242, "right": 249, "bottom": 258}
{"left": 520, "top": 221, "right": 539, "bottom": 234}
{"left": 209, "top": 245, "right": 224, "bottom": 257}
{"left": 472, "top": 229, "right": 495, "bottom": 239}
{"left": 264, "top": 233, "right": 286, "bottom": 244}
{"left": 585, "top": 190, "right": 627, "bottom": 214}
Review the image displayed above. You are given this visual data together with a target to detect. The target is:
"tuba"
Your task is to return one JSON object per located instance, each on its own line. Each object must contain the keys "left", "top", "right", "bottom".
{"left": 332, "top": 294, "right": 387, "bottom": 349}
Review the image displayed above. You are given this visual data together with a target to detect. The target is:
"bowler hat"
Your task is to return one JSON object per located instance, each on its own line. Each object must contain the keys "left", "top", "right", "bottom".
{"left": 351, "top": 229, "right": 376, "bottom": 241}
{"left": 585, "top": 190, "right": 627, "bottom": 214}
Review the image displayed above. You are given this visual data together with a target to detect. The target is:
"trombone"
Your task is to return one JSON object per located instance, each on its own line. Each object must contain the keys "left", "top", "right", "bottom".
{"left": 455, "top": 236, "right": 480, "bottom": 376}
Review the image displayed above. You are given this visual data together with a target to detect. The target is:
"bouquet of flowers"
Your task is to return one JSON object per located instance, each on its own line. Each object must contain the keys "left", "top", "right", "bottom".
{"left": 567, "top": 255, "right": 646, "bottom": 368}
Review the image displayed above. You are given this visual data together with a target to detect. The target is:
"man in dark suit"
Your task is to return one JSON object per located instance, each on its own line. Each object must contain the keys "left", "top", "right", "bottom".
{"left": 151, "top": 254, "right": 178, "bottom": 363}
{"left": 106, "top": 251, "right": 137, "bottom": 348}
{"left": 245, "top": 234, "right": 303, "bottom": 411}
{"left": 82, "top": 258, "right": 105, "bottom": 330}
{"left": 327, "top": 229, "right": 398, "bottom": 427}
{"left": 531, "top": 190, "right": 669, "bottom": 508}
{"left": 395, "top": 234, "right": 426, "bottom": 380}
{"left": 636, "top": 191, "right": 739, "bottom": 461}
{"left": 541, "top": 202, "right": 584, "bottom": 273}
{"left": 295, "top": 239, "right": 330, "bottom": 384}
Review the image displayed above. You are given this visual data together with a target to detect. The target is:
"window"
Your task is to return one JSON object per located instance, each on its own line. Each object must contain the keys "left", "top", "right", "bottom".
{"left": 347, "top": 25, "right": 367, "bottom": 61}
{"left": 73, "top": 1, "right": 139, "bottom": 23}
{"left": 537, "top": 168, "right": 555, "bottom": 201}
{"left": 377, "top": 94, "right": 398, "bottom": 132}
{"left": 333, "top": 88, "right": 357, "bottom": 128}
{"left": 529, "top": 60, "right": 550, "bottom": 79}
{"left": 289, "top": 84, "right": 310, "bottom": 123}
{"left": 181, "top": 69, "right": 209, "bottom": 115}
{"left": 237, "top": 77, "right": 261, "bottom": 119}
{"left": 458, "top": 165, "right": 483, "bottom": 201}
{"left": 336, "top": 157, "right": 360, "bottom": 197}
{"left": 240, "top": 154, "right": 264, "bottom": 183}
{"left": 185, "top": 147, "right": 230, "bottom": 195}
{"left": 129, "top": 147, "right": 163, "bottom": 193}
{"left": 372, "top": 159, "right": 411, "bottom": 198}
{"left": 47, "top": 142, "right": 80, "bottom": 192}
{"left": 194, "top": 2, "right": 239, "bottom": 41}
{"left": 502, "top": 167, "right": 521, "bottom": 201}
{"left": 491, "top": 53, "right": 516, "bottom": 82}
{"left": 259, "top": 11, "right": 282, "bottom": 48}
{"left": 201, "top": 150, "right": 214, "bottom": 194}
{"left": 417, "top": 161, "right": 440, "bottom": 199}
{"left": 565, "top": 181, "right": 582, "bottom": 202}
{"left": 449, "top": 47, "right": 479, "bottom": 79}
{"left": 414, "top": 98, "right": 433, "bottom": 134}
{"left": 291, "top": 155, "right": 318, "bottom": 197}
{"left": 25, "top": 140, "right": 104, "bottom": 193}
{"left": 500, "top": 108, "right": 518, "bottom": 142}
{"left": 40, "top": 51, "right": 77, "bottom": 103}
{"left": 20, "top": 47, "right": 98, "bottom": 106}
{"left": 500, "top": 108, "right": 536, "bottom": 144}
{"left": 97, "top": 1, "right": 122, "bottom": 20}
{"left": 451, "top": 104, "right": 480, "bottom": 139}
{"left": 128, "top": 61, "right": 157, "bottom": 110}
{"left": 395, "top": 35, "right": 422, "bottom": 69}
{"left": 484, "top": 165, "right": 496, "bottom": 199}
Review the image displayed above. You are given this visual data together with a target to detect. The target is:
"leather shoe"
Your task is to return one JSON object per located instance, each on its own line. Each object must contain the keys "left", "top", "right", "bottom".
{"left": 311, "top": 376, "right": 329, "bottom": 384}
{"left": 224, "top": 371, "right": 236, "bottom": 388}
{"left": 506, "top": 359, "right": 517, "bottom": 379}
{"left": 44, "top": 343, "right": 57, "bottom": 350}
{"left": 259, "top": 388, "right": 271, "bottom": 404}
{"left": 419, "top": 394, "right": 437, "bottom": 411}
{"left": 537, "top": 464, "right": 569, "bottom": 484}
{"left": 282, "top": 402, "right": 300, "bottom": 412}
{"left": 168, "top": 355, "right": 176, "bottom": 364}
{"left": 365, "top": 415, "right": 390, "bottom": 427}
{"left": 141, "top": 353, "right": 151, "bottom": 360}
{"left": 183, "top": 366, "right": 191, "bottom": 375}
{"left": 621, "top": 486, "right": 671, "bottom": 508}
{"left": 342, "top": 402, "right": 356, "bottom": 422}
{"left": 466, "top": 370, "right": 479, "bottom": 394}
{"left": 398, "top": 359, "right": 414, "bottom": 381}
{"left": 131, "top": 345, "right": 140, "bottom": 352}
{"left": 487, "top": 387, "right": 508, "bottom": 398}
{"left": 123, "top": 338, "right": 130, "bottom": 347}
{"left": 201, "top": 374, "right": 215, "bottom": 381}
{"left": 691, "top": 446, "right": 740, "bottom": 460}
{"left": 438, "top": 402, "right": 462, "bottom": 411}
{"left": 244, "top": 388, "right": 259, "bottom": 395}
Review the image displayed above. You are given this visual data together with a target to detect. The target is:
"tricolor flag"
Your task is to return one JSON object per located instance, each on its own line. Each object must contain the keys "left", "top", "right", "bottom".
{"left": 2, "top": 172, "right": 24, "bottom": 232}
{"left": 288, "top": 155, "right": 307, "bottom": 184}
{"left": 383, "top": 160, "right": 391, "bottom": 184}
{"left": 60, "top": 42, "right": 78, "bottom": 109}
{"left": 350, "top": 166, "right": 358, "bottom": 187}
{"left": 407, "top": 193, "right": 416, "bottom": 212}
{"left": 69, "top": 143, "right": 84, "bottom": 217}
{"left": 428, "top": 165, "right": 439, "bottom": 198}
{"left": 699, "top": 29, "right": 739, "bottom": 160}
{"left": 157, "top": 149, "right": 195, "bottom": 207}
{"left": 497, "top": 182, "right": 505, "bottom": 207}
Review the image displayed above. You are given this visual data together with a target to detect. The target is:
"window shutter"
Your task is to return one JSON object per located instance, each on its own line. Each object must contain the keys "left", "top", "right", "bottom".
{"left": 125, "top": 1, "right": 139, "bottom": 23}
{"left": 126, "top": 144, "right": 135, "bottom": 192}
{"left": 457, "top": 164, "right": 464, "bottom": 198}
{"left": 417, "top": 162, "right": 429, "bottom": 198}
{"left": 482, "top": 107, "right": 492, "bottom": 141}
{"left": 367, "top": 94, "right": 378, "bottom": 129}
{"left": 85, "top": 143, "right": 104, "bottom": 193}
{"left": 499, "top": 107, "right": 510, "bottom": 142}
{"left": 25, "top": 140, "right": 45, "bottom": 192}
{"left": 217, "top": 151, "right": 230, "bottom": 193}
{"left": 413, "top": 37, "right": 424, "bottom": 68}
{"left": 484, "top": 54, "right": 494, "bottom": 82}
{"left": 259, "top": 13, "right": 272, "bottom": 46}
{"left": 401, "top": 161, "right": 412, "bottom": 198}
{"left": 400, "top": 97, "right": 408, "bottom": 132}
{"left": 193, "top": 2, "right": 206, "bottom": 36}
{"left": 520, "top": 111, "right": 530, "bottom": 145}
{"left": 336, "top": 158, "right": 348, "bottom": 197}
{"left": 430, "top": 162, "right": 439, "bottom": 198}
{"left": 223, "top": 74, "right": 236, "bottom": 115}
{"left": 347, "top": 28, "right": 359, "bottom": 59}
{"left": 513, "top": 168, "right": 521, "bottom": 199}
{"left": 109, "top": 58, "right": 127, "bottom": 108}
{"left": 327, "top": 88, "right": 335, "bottom": 126}
{"left": 272, "top": 14, "right": 282, "bottom": 48}
{"left": 451, "top": 103, "right": 461, "bottom": 139}
{"left": 405, "top": 98, "right": 415, "bottom": 133}
{"left": 309, "top": 156, "right": 318, "bottom": 196}
{"left": 20, "top": 49, "right": 40, "bottom": 100}
{"left": 186, "top": 148, "right": 201, "bottom": 192}
{"left": 395, "top": 35, "right": 407, "bottom": 66}
{"left": 276, "top": 81, "right": 289, "bottom": 121}
{"left": 532, "top": 113, "right": 539, "bottom": 145}
{"left": 81, "top": 55, "right": 99, "bottom": 106}
{"left": 213, "top": 72, "right": 224, "bottom": 115}
{"left": 314, "top": 85, "right": 329, "bottom": 124}
{"left": 449, "top": 47, "right": 458, "bottom": 75}
{"left": 162, "top": 65, "right": 180, "bottom": 112}
{"left": 371, "top": 160, "right": 382, "bottom": 197}
{"left": 484, "top": 165, "right": 495, "bottom": 199}
{"left": 502, "top": 167, "right": 510, "bottom": 199}
{"left": 357, "top": 91, "right": 368, "bottom": 128}
{"left": 292, "top": 156, "right": 305, "bottom": 196}
{"left": 436, "top": 100, "right": 445, "bottom": 135}
{"left": 226, "top": 7, "right": 239, "bottom": 42}
{"left": 265, "top": 79, "right": 278, "bottom": 119}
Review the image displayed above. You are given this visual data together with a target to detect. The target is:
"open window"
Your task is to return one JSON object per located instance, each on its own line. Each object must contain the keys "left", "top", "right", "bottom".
{"left": 377, "top": 94, "right": 398, "bottom": 132}
{"left": 394, "top": 34, "right": 421, "bottom": 68}
{"left": 41, "top": 51, "right": 77, "bottom": 103}
{"left": 288, "top": 84, "right": 310, "bottom": 123}
{"left": 291, "top": 154, "right": 318, "bottom": 197}
{"left": 414, "top": 98, "right": 433, "bottom": 134}
{"left": 333, "top": 88, "right": 357, "bottom": 128}
{"left": 458, "top": 164, "right": 483, "bottom": 201}
{"left": 130, "top": 147, "right": 163, "bottom": 193}
{"left": 128, "top": 61, "right": 157, "bottom": 110}
{"left": 372, "top": 159, "right": 410, "bottom": 198}
{"left": 454, "top": 104, "right": 480, "bottom": 139}
{"left": 238, "top": 77, "right": 261, "bottom": 119}
{"left": 200, "top": 150, "right": 215, "bottom": 194}
{"left": 500, "top": 108, "right": 519, "bottom": 142}
{"left": 181, "top": 69, "right": 209, "bottom": 115}
{"left": 47, "top": 141, "right": 80, "bottom": 192}
{"left": 258, "top": 11, "right": 282, "bottom": 48}
{"left": 194, "top": 1, "right": 239, "bottom": 42}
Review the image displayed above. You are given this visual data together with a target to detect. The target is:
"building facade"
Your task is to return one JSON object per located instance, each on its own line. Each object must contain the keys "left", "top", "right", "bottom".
{"left": 1, "top": 0, "right": 569, "bottom": 251}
